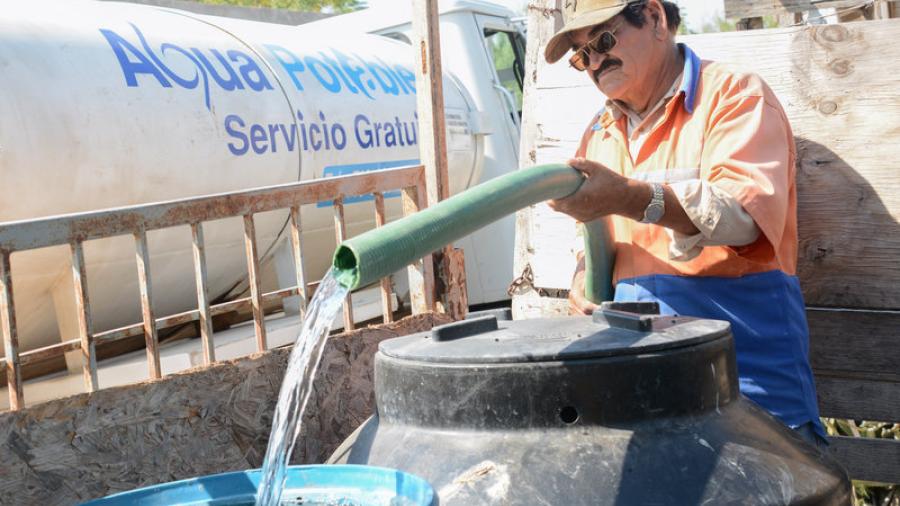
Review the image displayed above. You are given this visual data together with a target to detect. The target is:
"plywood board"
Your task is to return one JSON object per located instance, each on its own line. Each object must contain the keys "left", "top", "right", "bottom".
{"left": 0, "top": 313, "right": 450, "bottom": 505}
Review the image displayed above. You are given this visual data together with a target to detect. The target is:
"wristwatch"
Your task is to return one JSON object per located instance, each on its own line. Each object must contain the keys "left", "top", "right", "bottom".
{"left": 640, "top": 183, "right": 666, "bottom": 224}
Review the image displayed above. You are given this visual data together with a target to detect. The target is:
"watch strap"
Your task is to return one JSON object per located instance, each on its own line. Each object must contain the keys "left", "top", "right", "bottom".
{"left": 640, "top": 183, "right": 665, "bottom": 224}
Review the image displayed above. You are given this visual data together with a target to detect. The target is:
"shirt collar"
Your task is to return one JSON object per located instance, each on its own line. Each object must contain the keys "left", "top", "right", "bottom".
{"left": 593, "top": 43, "right": 701, "bottom": 131}
{"left": 679, "top": 43, "right": 701, "bottom": 114}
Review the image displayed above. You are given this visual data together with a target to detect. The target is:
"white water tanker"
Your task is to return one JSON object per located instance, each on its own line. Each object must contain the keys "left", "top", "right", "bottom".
{"left": 0, "top": 0, "right": 507, "bottom": 355}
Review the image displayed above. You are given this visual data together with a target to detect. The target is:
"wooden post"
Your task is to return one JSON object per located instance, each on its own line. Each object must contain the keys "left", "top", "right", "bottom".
{"left": 874, "top": 0, "right": 892, "bottom": 19}
{"left": 412, "top": 0, "right": 450, "bottom": 208}
{"left": 190, "top": 223, "right": 215, "bottom": 365}
{"left": 402, "top": 183, "right": 435, "bottom": 314}
{"left": 332, "top": 197, "right": 354, "bottom": 330}
{"left": 373, "top": 192, "right": 394, "bottom": 323}
{"left": 0, "top": 251, "right": 23, "bottom": 410}
{"left": 512, "top": 0, "right": 566, "bottom": 320}
{"left": 242, "top": 214, "right": 267, "bottom": 351}
{"left": 70, "top": 242, "right": 98, "bottom": 391}
{"left": 134, "top": 230, "right": 161, "bottom": 379}
{"left": 289, "top": 206, "right": 309, "bottom": 317}
{"left": 412, "top": 0, "right": 467, "bottom": 320}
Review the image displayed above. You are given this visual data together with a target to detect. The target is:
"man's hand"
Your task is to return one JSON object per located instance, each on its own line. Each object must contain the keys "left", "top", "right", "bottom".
{"left": 549, "top": 158, "right": 649, "bottom": 223}
{"left": 569, "top": 254, "right": 599, "bottom": 315}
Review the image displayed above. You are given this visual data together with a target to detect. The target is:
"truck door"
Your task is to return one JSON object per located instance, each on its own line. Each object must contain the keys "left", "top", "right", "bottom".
{"left": 476, "top": 14, "right": 526, "bottom": 151}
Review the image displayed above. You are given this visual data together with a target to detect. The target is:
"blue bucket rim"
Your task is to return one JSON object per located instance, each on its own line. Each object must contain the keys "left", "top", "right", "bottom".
{"left": 79, "top": 464, "right": 434, "bottom": 505}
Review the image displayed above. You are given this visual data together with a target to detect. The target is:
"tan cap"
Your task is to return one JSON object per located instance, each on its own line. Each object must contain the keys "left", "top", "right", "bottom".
{"left": 544, "top": 0, "right": 629, "bottom": 64}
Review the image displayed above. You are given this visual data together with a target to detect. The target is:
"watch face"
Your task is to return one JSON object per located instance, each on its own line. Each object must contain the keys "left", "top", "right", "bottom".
{"left": 645, "top": 203, "right": 665, "bottom": 224}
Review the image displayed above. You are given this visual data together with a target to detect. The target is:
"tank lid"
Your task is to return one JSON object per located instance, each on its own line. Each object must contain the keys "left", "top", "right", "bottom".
{"left": 380, "top": 305, "right": 731, "bottom": 364}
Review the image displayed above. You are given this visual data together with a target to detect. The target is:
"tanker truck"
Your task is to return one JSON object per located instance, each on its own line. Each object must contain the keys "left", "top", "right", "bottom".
{"left": 0, "top": 0, "right": 525, "bottom": 381}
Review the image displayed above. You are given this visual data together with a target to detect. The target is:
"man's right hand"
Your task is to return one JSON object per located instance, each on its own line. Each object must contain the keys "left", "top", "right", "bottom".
{"left": 569, "top": 254, "right": 600, "bottom": 316}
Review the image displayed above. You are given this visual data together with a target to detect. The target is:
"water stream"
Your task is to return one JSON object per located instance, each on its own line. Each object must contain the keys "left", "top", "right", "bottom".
{"left": 255, "top": 268, "right": 352, "bottom": 506}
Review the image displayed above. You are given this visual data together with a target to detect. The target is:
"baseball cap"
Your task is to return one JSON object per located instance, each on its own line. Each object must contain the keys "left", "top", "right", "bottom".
{"left": 544, "top": 0, "right": 629, "bottom": 64}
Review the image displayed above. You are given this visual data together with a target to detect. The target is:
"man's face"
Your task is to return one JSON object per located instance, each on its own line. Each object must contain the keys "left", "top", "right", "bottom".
{"left": 569, "top": 9, "right": 659, "bottom": 104}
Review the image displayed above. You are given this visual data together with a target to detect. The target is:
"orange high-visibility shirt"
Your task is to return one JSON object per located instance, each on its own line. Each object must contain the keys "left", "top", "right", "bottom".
{"left": 578, "top": 44, "right": 823, "bottom": 437}
{"left": 581, "top": 47, "right": 798, "bottom": 284}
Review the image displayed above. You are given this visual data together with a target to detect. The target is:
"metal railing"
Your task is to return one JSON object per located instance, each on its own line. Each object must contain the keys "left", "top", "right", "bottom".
{"left": 0, "top": 166, "right": 433, "bottom": 411}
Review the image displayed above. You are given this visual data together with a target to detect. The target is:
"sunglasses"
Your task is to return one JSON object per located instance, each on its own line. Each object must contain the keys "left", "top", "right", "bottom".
{"left": 568, "top": 24, "right": 621, "bottom": 72}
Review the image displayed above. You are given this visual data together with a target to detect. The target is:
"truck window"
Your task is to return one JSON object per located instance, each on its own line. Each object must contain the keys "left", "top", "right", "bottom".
{"left": 484, "top": 29, "right": 525, "bottom": 118}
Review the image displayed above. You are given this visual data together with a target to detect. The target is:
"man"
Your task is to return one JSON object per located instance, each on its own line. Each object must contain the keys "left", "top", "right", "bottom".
{"left": 544, "top": 0, "right": 826, "bottom": 445}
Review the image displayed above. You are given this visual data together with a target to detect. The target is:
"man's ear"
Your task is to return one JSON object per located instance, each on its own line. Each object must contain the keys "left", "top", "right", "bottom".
{"left": 649, "top": 0, "right": 669, "bottom": 39}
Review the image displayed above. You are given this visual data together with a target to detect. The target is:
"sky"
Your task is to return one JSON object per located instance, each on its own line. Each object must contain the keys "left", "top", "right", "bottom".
{"left": 360, "top": 0, "right": 726, "bottom": 33}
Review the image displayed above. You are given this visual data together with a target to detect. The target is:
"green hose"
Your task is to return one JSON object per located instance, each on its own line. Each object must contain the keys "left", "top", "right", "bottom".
{"left": 582, "top": 220, "right": 615, "bottom": 303}
{"left": 333, "top": 163, "right": 614, "bottom": 304}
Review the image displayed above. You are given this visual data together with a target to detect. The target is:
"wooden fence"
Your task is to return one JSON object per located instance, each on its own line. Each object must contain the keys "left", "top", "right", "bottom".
{"left": 0, "top": 166, "right": 433, "bottom": 411}
{"left": 724, "top": 0, "right": 897, "bottom": 24}
{"left": 517, "top": 1, "right": 899, "bottom": 484}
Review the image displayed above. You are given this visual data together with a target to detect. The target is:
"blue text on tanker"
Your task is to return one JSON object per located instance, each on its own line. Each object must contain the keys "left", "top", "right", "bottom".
{"left": 224, "top": 112, "right": 419, "bottom": 156}
{"left": 100, "top": 24, "right": 420, "bottom": 110}
{"left": 100, "top": 24, "right": 422, "bottom": 156}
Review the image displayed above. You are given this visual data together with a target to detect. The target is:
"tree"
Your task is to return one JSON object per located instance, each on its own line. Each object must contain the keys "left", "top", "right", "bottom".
{"left": 188, "top": 0, "right": 366, "bottom": 14}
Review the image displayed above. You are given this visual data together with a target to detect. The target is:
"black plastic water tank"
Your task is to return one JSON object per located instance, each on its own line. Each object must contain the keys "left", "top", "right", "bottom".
{"left": 330, "top": 303, "right": 851, "bottom": 505}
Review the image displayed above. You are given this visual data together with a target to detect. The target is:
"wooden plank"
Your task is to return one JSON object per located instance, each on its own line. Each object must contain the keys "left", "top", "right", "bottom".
{"left": 0, "top": 166, "right": 424, "bottom": 253}
{"left": 18, "top": 339, "right": 80, "bottom": 366}
{"left": 242, "top": 215, "right": 267, "bottom": 351}
{"left": 875, "top": 0, "right": 892, "bottom": 19}
{"left": 828, "top": 436, "right": 900, "bottom": 484}
{"left": 289, "top": 206, "right": 309, "bottom": 317}
{"left": 191, "top": 223, "right": 215, "bottom": 365}
{"left": 373, "top": 192, "right": 393, "bottom": 323}
{"left": 724, "top": 0, "right": 863, "bottom": 19}
{"left": 807, "top": 309, "right": 899, "bottom": 376}
{"left": 0, "top": 252, "right": 22, "bottom": 410}
{"left": 0, "top": 353, "right": 65, "bottom": 386}
{"left": 815, "top": 375, "right": 900, "bottom": 422}
{"left": 513, "top": 0, "right": 563, "bottom": 319}
{"left": 134, "top": 230, "right": 161, "bottom": 379}
{"left": 70, "top": 242, "right": 98, "bottom": 391}
{"left": 402, "top": 185, "right": 434, "bottom": 314}
{"left": 837, "top": 6, "right": 869, "bottom": 22}
{"left": 529, "top": 203, "right": 579, "bottom": 289}
{"left": 414, "top": 180, "right": 436, "bottom": 311}
{"left": 333, "top": 198, "right": 354, "bottom": 331}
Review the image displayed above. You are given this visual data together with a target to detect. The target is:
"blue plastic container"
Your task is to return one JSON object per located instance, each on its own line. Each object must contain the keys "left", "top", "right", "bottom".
{"left": 80, "top": 465, "right": 435, "bottom": 505}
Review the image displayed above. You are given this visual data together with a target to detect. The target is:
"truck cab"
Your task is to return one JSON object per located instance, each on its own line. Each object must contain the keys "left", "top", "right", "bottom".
{"left": 305, "top": 1, "right": 527, "bottom": 305}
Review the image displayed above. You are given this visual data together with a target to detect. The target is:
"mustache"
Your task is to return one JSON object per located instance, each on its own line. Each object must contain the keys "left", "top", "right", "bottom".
{"left": 596, "top": 58, "right": 622, "bottom": 75}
